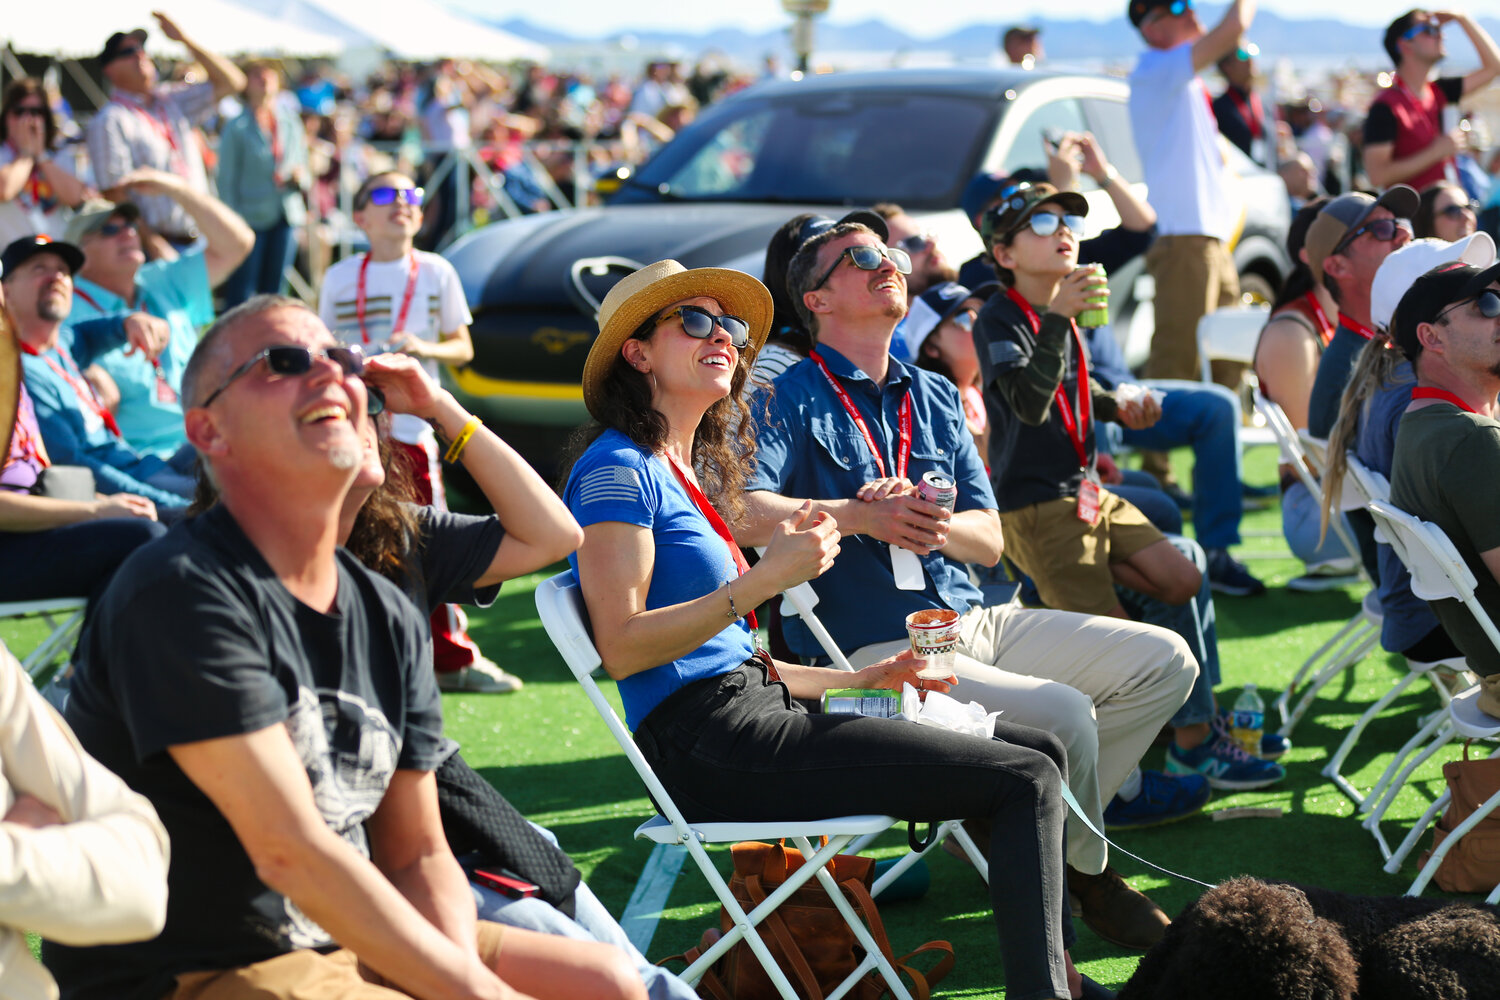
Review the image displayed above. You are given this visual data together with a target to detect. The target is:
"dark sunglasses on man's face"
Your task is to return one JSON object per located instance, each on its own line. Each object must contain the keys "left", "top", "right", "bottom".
{"left": 894, "top": 233, "right": 935, "bottom": 255}
{"left": 362, "top": 186, "right": 425, "bottom": 209}
{"left": 1437, "top": 290, "right": 1500, "bottom": 325}
{"left": 366, "top": 385, "right": 386, "bottom": 417}
{"left": 92, "top": 221, "right": 134, "bottom": 239}
{"left": 1332, "top": 217, "right": 1410, "bottom": 256}
{"left": 811, "top": 244, "right": 913, "bottom": 291}
{"left": 1020, "top": 211, "right": 1086, "bottom": 239}
{"left": 1403, "top": 21, "right": 1441, "bottom": 41}
{"left": 202, "top": 344, "right": 365, "bottom": 408}
{"left": 8, "top": 106, "right": 46, "bottom": 119}
{"left": 1145, "top": 0, "right": 1192, "bottom": 26}
{"left": 110, "top": 44, "right": 144, "bottom": 62}
{"left": 656, "top": 304, "right": 751, "bottom": 350}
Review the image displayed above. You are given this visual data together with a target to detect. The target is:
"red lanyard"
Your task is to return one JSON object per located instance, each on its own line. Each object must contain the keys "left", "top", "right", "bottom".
{"left": 1412, "top": 387, "right": 1478, "bottom": 413}
{"left": 808, "top": 351, "right": 911, "bottom": 480}
{"left": 356, "top": 253, "right": 420, "bottom": 344}
{"left": 1304, "top": 292, "right": 1334, "bottom": 346}
{"left": 1006, "top": 288, "right": 1092, "bottom": 470}
{"left": 20, "top": 340, "right": 122, "bottom": 438}
{"left": 1225, "top": 86, "right": 1263, "bottom": 140}
{"left": 1338, "top": 314, "right": 1377, "bottom": 341}
{"left": 258, "top": 108, "right": 284, "bottom": 183}
{"left": 663, "top": 452, "right": 757, "bottom": 631}
{"left": 112, "top": 95, "right": 185, "bottom": 175}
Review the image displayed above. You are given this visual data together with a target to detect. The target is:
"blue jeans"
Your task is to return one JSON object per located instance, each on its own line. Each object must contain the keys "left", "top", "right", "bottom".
{"left": 221, "top": 219, "right": 293, "bottom": 308}
{"left": 1117, "top": 536, "right": 1220, "bottom": 728}
{"left": 1281, "top": 480, "right": 1352, "bottom": 567}
{"left": 1114, "top": 381, "right": 1242, "bottom": 550}
{"left": 468, "top": 831, "right": 699, "bottom": 1000}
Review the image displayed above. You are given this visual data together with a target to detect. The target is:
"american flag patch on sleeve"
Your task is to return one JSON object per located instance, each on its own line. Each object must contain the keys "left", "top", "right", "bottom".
{"left": 577, "top": 465, "right": 643, "bottom": 506}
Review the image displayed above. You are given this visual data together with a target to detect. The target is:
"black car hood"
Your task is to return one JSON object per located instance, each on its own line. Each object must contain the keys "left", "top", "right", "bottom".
{"left": 456, "top": 202, "right": 834, "bottom": 314}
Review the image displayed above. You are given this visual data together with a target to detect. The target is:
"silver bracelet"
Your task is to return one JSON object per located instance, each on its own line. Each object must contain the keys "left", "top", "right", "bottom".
{"left": 725, "top": 581, "right": 742, "bottom": 621}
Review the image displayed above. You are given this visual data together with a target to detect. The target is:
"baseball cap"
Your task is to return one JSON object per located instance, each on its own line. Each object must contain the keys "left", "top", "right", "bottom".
{"left": 99, "top": 29, "right": 148, "bottom": 66}
{"left": 0, "top": 235, "right": 84, "bottom": 279}
{"left": 1390, "top": 259, "right": 1500, "bottom": 361}
{"left": 63, "top": 199, "right": 142, "bottom": 245}
{"left": 980, "top": 182, "right": 1089, "bottom": 245}
{"left": 1370, "top": 233, "right": 1496, "bottom": 332}
{"left": 899, "top": 282, "right": 975, "bottom": 361}
{"left": 1304, "top": 186, "right": 1419, "bottom": 285}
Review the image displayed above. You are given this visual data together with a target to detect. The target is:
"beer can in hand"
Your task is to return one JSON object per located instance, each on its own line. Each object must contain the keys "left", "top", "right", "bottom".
{"left": 917, "top": 471, "right": 957, "bottom": 512}
{"left": 1076, "top": 264, "right": 1109, "bottom": 329}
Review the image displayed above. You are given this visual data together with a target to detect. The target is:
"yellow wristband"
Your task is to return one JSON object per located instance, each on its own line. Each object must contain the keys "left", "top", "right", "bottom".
{"left": 443, "top": 416, "right": 483, "bottom": 463}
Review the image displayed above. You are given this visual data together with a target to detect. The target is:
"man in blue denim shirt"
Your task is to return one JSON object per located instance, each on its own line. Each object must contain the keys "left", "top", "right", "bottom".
{"left": 2, "top": 236, "right": 190, "bottom": 510}
{"left": 739, "top": 220, "right": 1206, "bottom": 952}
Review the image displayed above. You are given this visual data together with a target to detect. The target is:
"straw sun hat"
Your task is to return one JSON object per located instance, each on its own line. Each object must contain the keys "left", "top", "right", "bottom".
{"left": 581, "top": 260, "right": 773, "bottom": 420}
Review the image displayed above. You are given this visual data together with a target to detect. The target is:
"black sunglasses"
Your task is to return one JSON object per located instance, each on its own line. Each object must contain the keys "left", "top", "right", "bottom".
{"left": 1332, "top": 217, "right": 1410, "bottom": 256}
{"left": 92, "top": 221, "right": 134, "bottom": 238}
{"left": 894, "top": 233, "right": 935, "bottom": 255}
{"left": 109, "top": 44, "right": 144, "bottom": 62}
{"left": 1436, "top": 289, "right": 1500, "bottom": 325}
{"left": 202, "top": 344, "right": 365, "bottom": 408}
{"left": 810, "top": 244, "right": 913, "bottom": 291}
{"left": 655, "top": 304, "right": 751, "bottom": 349}
{"left": 8, "top": 106, "right": 46, "bottom": 119}
{"left": 1438, "top": 201, "right": 1480, "bottom": 220}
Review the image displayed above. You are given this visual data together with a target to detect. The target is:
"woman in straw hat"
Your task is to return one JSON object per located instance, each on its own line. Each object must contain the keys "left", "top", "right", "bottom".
{"left": 562, "top": 260, "right": 1086, "bottom": 1000}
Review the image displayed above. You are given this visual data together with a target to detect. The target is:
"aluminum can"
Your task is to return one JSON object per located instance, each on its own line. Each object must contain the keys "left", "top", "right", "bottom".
{"left": 917, "top": 471, "right": 957, "bottom": 512}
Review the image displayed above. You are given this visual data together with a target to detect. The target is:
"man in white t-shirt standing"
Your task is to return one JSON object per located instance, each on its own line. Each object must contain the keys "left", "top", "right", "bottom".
{"left": 320, "top": 171, "right": 521, "bottom": 694}
{"left": 1127, "top": 0, "right": 1254, "bottom": 389}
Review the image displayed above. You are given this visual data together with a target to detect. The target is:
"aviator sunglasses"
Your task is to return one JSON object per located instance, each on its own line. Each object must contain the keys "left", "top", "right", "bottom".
{"left": 1436, "top": 289, "right": 1500, "bottom": 325}
{"left": 810, "top": 243, "right": 914, "bottom": 290}
{"left": 360, "top": 186, "right": 426, "bottom": 209}
{"left": 202, "top": 344, "right": 366, "bottom": 408}
{"left": 655, "top": 304, "right": 752, "bottom": 350}
{"left": 1019, "top": 210, "right": 1086, "bottom": 239}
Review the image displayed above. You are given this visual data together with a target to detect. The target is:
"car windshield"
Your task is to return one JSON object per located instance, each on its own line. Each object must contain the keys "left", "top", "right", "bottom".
{"left": 626, "top": 91, "right": 996, "bottom": 211}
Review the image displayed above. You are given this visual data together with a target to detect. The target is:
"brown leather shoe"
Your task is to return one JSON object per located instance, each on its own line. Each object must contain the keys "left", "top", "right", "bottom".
{"left": 1067, "top": 865, "right": 1170, "bottom": 951}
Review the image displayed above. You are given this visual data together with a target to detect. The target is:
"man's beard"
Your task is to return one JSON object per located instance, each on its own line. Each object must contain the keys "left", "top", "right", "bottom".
{"left": 37, "top": 297, "right": 66, "bottom": 323}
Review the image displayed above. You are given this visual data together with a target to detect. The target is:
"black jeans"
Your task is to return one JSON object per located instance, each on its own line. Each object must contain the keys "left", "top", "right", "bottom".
{"left": 0, "top": 518, "right": 167, "bottom": 604}
{"left": 634, "top": 660, "right": 1072, "bottom": 1000}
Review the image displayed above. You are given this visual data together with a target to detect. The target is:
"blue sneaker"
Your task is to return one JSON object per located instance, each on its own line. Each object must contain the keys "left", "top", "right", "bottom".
{"left": 1103, "top": 770, "right": 1211, "bottom": 830}
{"left": 1214, "top": 707, "right": 1292, "bottom": 760}
{"left": 1166, "top": 732, "right": 1285, "bottom": 790}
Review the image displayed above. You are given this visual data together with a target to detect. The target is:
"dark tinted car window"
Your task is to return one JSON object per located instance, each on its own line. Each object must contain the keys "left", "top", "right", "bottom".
{"left": 628, "top": 92, "right": 996, "bottom": 211}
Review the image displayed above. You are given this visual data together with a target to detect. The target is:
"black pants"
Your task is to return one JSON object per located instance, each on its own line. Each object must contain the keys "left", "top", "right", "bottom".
{"left": 0, "top": 518, "right": 167, "bottom": 605}
{"left": 634, "top": 660, "right": 1072, "bottom": 1000}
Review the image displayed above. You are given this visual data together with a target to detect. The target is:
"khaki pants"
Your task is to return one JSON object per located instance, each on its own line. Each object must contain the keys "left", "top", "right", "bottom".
{"left": 168, "top": 922, "right": 507, "bottom": 999}
{"left": 1144, "top": 234, "right": 1241, "bottom": 382}
{"left": 851, "top": 603, "right": 1196, "bottom": 873}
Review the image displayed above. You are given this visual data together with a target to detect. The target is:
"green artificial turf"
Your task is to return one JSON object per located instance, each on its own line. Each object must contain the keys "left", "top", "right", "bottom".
{"left": 12, "top": 442, "right": 1484, "bottom": 996}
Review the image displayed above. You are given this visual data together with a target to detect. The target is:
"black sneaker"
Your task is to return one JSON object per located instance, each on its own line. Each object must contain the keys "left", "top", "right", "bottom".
{"left": 1205, "top": 548, "right": 1266, "bottom": 596}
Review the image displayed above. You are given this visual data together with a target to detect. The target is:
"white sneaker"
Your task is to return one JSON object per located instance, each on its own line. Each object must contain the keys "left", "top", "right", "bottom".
{"left": 437, "top": 656, "right": 524, "bottom": 693}
{"left": 1286, "top": 559, "right": 1361, "bottom": 592}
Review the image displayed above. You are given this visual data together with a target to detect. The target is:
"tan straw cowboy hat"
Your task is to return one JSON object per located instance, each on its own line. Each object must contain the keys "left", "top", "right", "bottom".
{"left": 581, "top": 260, "right": 772, "bottom": 420}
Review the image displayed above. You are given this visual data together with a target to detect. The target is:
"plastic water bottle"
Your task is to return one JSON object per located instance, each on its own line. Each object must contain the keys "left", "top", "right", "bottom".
{"left": 1231, "top": 684, "right": 1265, "bottom": 758}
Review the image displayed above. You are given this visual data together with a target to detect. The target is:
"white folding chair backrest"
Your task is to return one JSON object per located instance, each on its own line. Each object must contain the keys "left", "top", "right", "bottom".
{"left": 1368, "top": 500, "right": 1500, "bottom": 657}
{"left": 755, "top": 548, "right": 855, "bottom": 672}
{"left": 1342, "top": 453, "right": 1391, "bottom": 514}
{"left": 1196, "top": 304, "right": 1271, "bottom": 383}
{"left": 1254, "top": 391, "right": 1317, "bottom": 488}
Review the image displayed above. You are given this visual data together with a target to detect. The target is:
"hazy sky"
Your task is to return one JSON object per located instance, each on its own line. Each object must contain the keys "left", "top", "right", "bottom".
{"left": 442, "top": 0, "right": 1500, "bottom": 38}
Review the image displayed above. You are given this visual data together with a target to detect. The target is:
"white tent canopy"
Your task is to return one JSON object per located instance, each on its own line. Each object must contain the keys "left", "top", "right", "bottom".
{"left": 233, "top": 0, "right": 550, "bottom": 62}
{"left": 3, "top": 0, "right": 346, "bottom": 57}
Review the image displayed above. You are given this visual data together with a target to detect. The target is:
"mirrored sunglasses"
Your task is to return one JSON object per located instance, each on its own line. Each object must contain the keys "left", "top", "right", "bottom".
{"left": 1403, "top": 21, "right": 1441, "bottom": 41}
{"left": 811, "top": 243, "right": 913, "bottom": 290}
{"left": 1023, "top": 211, "right": 1086, "bottom": 238}
{"left": 656, "top": 304, "right": 751, "bottom": 350}
{"left": 366, "top": 385, "right": 386, "bottom": 417}
{"left": 202, "top": 344, "right": 366, "bottom": 408}
{"left": 363, "top": 186, "right": 425, "bottom": 208}
{"left": 949, "top": 310, "right": 976, "bottom": 332}
{"left": 1437, "top": 289, "right": 1500, "bottom": 325}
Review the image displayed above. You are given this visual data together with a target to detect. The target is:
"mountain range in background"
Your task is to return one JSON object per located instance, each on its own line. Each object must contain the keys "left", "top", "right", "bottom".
{"left": 482, "top": 8, "right": 1500, "bottom": 70}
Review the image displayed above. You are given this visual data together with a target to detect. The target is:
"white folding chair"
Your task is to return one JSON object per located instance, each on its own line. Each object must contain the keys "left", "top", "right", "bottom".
{"left": 1362, "top": 500, "right": 1500, "bottom": 885}
{"left": 1195, "top": 304, "right": 1277, "bottom": 453}
{"left": 0, "top": 598, "right": 87, "bottom": 687}
{"left": 1254, "top": 396, "right": 1380, "bottom": 737}
{"left": 1321, "top": 456, "right": 1471, "bottom": 806}
{"left": 535, "top": 572, "right": 923, "bottom": 1000}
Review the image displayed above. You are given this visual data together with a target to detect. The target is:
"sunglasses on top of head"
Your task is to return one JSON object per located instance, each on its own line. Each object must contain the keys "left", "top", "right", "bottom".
{"left": 655, "top": 304, "right": 751, "bottom": 350}
{"left": 360, "top": 186, "right": 425, "bottom": 209}
{"left": 1403, "top": 21, "right": 1441, "bottom": 41}
{"left": 810, "top": 243, "right": 913, "bottom": 291}
{"left": 202, "top": 344, "right": 366, "bottom": 408}
{"left": 1436, "top": 289, "right": 1500, "bottom": 325}
{"left": 1332, "top": 217, "right": 1410, "bottom": 256}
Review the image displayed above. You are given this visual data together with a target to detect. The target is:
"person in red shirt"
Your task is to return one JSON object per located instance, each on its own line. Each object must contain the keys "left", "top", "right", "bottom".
{"left": 1363, "top": 9, "right": 1500, "bottom": 191}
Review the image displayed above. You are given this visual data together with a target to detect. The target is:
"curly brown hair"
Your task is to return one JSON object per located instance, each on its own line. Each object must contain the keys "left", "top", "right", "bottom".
{"left": 563, "top": 307, "right": 759, "bottom": 527}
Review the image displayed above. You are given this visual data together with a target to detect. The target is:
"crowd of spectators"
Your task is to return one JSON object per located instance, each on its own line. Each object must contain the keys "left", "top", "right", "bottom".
{"left": 6, "top": 3, "right": 1500, "bottom": 1000}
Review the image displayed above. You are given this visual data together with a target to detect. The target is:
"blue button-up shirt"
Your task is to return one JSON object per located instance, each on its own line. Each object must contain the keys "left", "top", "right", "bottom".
{"left": 749, "top": 344, "right": 996, "bottom": 656}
